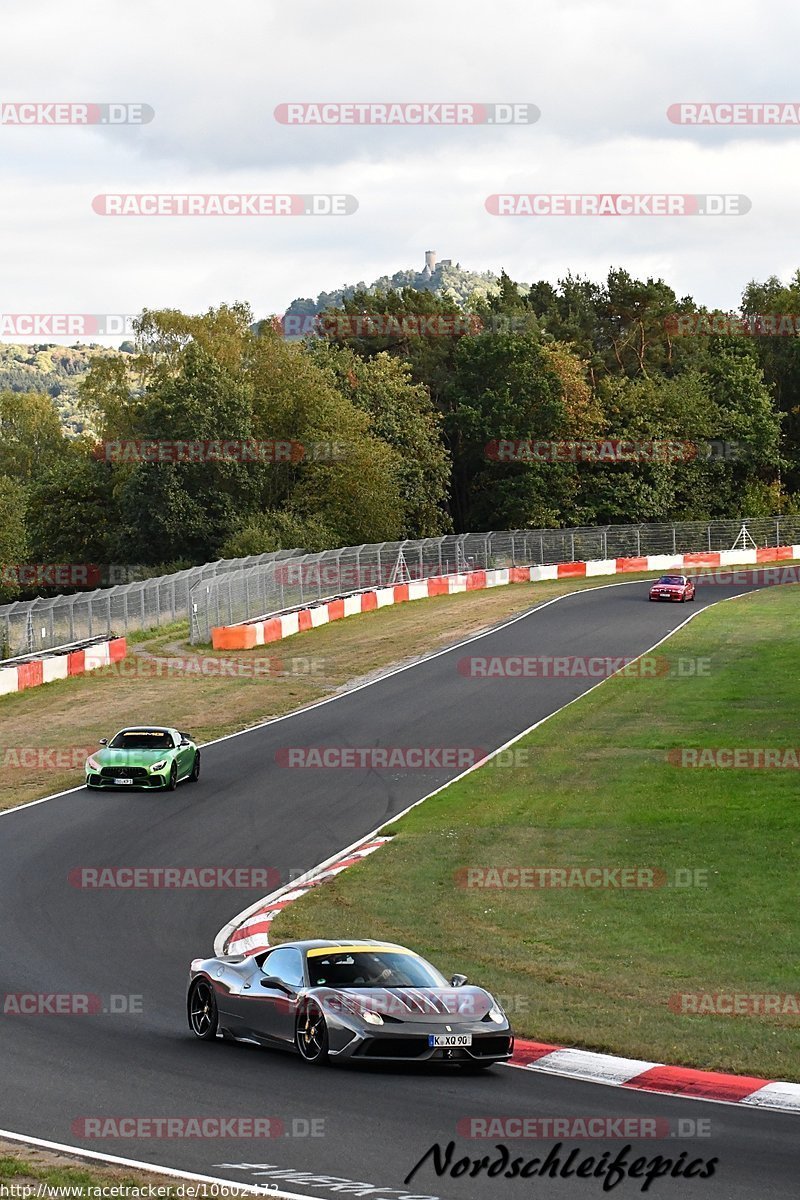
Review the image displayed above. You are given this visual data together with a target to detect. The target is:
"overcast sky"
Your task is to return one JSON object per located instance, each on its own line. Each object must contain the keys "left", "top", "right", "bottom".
{"left": 3, "top": 0, "right": 800, "bottom": 344}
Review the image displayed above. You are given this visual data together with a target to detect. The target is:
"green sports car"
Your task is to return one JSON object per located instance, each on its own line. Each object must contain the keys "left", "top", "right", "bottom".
{"left": 85, "top": 726, "right": 201, "bottom": 790}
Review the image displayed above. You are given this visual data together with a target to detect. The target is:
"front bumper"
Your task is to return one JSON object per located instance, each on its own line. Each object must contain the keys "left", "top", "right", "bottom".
{"left": 649, "top": 591, "right": 684, "bottom": 601}
{"left": 330, "top": 1023, "right": 514, "bottom": 1064}
{"left": 86, "top": 770, "right": 169, "bottom": 789}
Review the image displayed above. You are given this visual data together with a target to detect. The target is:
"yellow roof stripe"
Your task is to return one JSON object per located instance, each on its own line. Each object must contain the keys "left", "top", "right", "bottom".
{"left": 306, "top": 944, "right": 412, "bottom": 958}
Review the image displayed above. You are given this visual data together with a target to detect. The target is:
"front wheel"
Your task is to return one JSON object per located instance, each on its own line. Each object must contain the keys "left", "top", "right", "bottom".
{"left": 189, "top": 751, "right": 201, "bottom": 782}
{"left": 296, "top": 1002, "right": 330, "bottom": 1065}
{"left": 165, "top": 762, "right": 178, "bottom": 791}
{"left": 188, "top": 979, "right": 219, "bottom": 1040}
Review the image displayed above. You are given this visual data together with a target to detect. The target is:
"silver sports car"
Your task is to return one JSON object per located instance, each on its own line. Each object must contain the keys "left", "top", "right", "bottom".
{"left": 187, "top": 939, "right": 514, "bottom": 1067}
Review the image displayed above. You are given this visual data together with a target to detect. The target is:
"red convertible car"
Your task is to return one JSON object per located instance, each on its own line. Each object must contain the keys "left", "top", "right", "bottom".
{"left": 649, "top": 574, "right": 696, "bottom": 602}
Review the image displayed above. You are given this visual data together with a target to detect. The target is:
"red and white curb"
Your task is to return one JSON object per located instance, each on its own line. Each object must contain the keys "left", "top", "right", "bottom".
{"left": 215, "top": 838, "right": 391, "bottom": 957}
{"left": 216, "top": 836, "right": 800, "bottom": 1115}
{"left": 211, "top": 545, "right": 800, "bottom": 650}
{"left": 510, "top": 1042, "right": 800, "bottom": 1111}
{"left": 0, "top": 637, "right": 127, "bottom": 697}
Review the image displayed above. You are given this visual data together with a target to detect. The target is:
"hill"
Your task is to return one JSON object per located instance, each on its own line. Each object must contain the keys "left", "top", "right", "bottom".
{"left": 283, "top": 251, "right": 506, "bottom": 318}
{"left": 0, "top": 343, "right": 132, "bottom": 436}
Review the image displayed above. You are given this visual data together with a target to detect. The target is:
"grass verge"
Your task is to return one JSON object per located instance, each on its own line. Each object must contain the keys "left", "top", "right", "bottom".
{"left": 0, "top": 1141, "right": 251, "bottom": 1196}
{"left": 271, "top": 584, "right": 800, "bottom": 1081}
{"left": 0, "top": 571, "right": 668, "bottom": 813}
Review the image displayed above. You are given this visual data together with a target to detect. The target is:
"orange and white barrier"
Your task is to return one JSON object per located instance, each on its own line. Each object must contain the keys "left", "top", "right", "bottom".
{"left": 0, "top": 637, "right": 127, "bottom": 698}
{"left": 211, "top": 546, "right": 800, "bottom": 651}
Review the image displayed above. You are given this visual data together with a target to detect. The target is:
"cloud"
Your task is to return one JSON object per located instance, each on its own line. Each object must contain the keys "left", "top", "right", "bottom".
{"left": 2, "top": 0, "right": 800, "bottom": 339}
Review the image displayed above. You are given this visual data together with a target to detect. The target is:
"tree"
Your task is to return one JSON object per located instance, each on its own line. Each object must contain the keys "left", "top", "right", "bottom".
{"left": 221, "top": 509, "right": 332, "bottom": 556}
{"left": 443, "top": 332, "right": 597, "bottom": 530}
{"left": 0, "top": 390, "right": 65, "bottom": 482}
{"left": 0, "top": 475, "right": 28, "bottom": 604}
{"left": 77, "top": 308, "right": 410, "bottom": 563}
{"left": 318, "top": 287, "right": 478, "bottom": 411}
{"left": 25, "top": 444, "right": 118, "bottom": 564}
{"left": 740, "top": 272, "right": 800, "bottom": 491}
{"left": 304, "top": 341, "right": 452, "bottom": 537}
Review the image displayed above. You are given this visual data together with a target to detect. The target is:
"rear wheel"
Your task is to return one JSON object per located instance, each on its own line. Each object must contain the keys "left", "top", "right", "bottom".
{"left": 296, "top": 1001, "right": 329, "bottom": 1065}
{"left": 189, "top": 751, "right": 201, "bottom": 782}
{"left": 165, "top": 762, "right": 178, "bottom": 790}
{"left": 188, "top": 980, "right": 218, "bottom": 1040}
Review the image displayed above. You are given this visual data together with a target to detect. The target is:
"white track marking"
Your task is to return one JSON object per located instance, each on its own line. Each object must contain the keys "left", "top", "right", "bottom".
{"left": 0, "top": 1129, "right": 308, "bottom": 1198}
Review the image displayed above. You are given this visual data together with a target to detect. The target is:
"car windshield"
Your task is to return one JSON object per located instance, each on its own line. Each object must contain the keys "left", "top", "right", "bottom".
{"left": 658, "top": 576, "right": 685, "bottom": 584}
{"left": 109, "top": 730, "right": 174, "bottom": 750}
{"left": 307, "top": 950, "right": 447, "bottom": 989}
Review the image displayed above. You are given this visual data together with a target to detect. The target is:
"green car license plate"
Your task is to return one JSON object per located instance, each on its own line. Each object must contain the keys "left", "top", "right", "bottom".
{"left": 114, "top": 777, "right": 134, "bottom": 785}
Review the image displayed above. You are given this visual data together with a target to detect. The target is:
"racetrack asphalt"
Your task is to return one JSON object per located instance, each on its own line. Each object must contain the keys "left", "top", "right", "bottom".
{"left": 0, "top": 573, "right": 797, "bottom": 1199}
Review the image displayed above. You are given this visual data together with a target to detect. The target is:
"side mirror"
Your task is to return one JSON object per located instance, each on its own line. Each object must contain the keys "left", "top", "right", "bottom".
{"left": 261, "top": 976, "right": 294, "bottom": 994}
{"left": 450, "top": 974, "right": 468, "bottom": 987}
{"left": 180, "top": 738, "right": 191, "bottom": 746}
{"left": 99, "top": 738, "right": 108, "bottom": 746}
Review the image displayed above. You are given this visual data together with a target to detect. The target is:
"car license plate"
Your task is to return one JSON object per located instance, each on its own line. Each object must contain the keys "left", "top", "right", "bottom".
{"left": 428, "top": 1033, "right": 472, "bottom": 1047}
{"left": 114, "top": 777, "right": 133, "bottom": 785}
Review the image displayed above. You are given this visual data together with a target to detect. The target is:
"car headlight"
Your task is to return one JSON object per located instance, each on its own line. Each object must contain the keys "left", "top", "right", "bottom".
{"left": 150, "top": 760, "right": 167, "bottom": 772}
{"left": 86, "top": 757, "right": 100, "bottom": 771}
{"left": 361, "top": 1009, "right": 384, "bottom": 1026}
{"left": 487, "top": 1004, "right": 505, "bottom": 1024}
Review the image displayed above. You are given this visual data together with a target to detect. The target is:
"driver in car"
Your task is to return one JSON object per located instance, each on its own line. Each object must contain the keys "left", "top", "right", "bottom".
{"left": 354, "top": 956, "right": 394, "bottom": 986}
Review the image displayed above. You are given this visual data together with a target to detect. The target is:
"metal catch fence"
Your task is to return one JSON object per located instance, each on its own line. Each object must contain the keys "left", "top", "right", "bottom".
{"left": 0, "top": 550, "right": 302, "bottom": 660}
{"left": 188, "top": 516, "right": 800, "bottom": 644}
{"left": 2, "top": 517, "right": 796, "bottom": 658}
